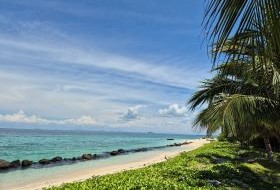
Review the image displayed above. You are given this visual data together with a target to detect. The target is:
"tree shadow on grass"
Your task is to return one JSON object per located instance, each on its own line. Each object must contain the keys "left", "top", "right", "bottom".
{"left": 257, "top": 160, "right": 280, "bottom": 172}
{"left": 246, "top": 160, "right": 280, "bottom": 187}
{"left": 196, "top": 163, "right": 279, "bottom": 189}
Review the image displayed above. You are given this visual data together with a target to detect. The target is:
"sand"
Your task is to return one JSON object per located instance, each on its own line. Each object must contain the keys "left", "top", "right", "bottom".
{"left": 5, "top": 139, "right": 209, "bottom": 190}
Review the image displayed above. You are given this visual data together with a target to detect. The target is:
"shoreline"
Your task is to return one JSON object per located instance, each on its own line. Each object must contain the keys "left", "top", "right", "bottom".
{"left": 0, "top": 140, "right": 192, "bottom": 171}
{"left": 3, "top": 139, "right": 209, "bottom": 190}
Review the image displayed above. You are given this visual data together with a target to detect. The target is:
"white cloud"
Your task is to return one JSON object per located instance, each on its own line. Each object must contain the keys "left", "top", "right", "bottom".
{"left": 159, "top": 104, "right": 187, "bottom": 117}
{"left": 120, "top": 105, "right": 145, "bottom": 121}
{"left": 63, "top": 116, "right": 97, "bottom": 125}
{"left": 0, "top": 110, "right": 97, "bottom": 126}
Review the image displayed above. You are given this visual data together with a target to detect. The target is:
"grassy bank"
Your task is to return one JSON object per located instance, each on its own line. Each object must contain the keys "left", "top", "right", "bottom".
{"left": 47, "top": 142, "right": 280, "bottom": 190}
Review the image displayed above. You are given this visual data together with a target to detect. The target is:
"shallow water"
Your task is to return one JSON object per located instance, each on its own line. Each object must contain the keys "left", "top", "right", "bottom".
{"left": 0, "top": 128, "right": 201, "bottom": 161}
{"left": 0, "top": 128, "right": 202, "bottom": 189}
{"left": 0, "top": 146, "right": 191, "bottom": 189}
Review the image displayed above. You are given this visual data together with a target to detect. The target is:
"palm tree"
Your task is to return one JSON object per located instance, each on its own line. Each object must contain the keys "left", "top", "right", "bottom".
{"left": 203, "top": 0, "right": 280, "bottom": 68}
{"left": 189, "top": 62, "right": 279, "bottom": 162}
{"left": 189, "top": 33, "right": 280, "bottom": 162}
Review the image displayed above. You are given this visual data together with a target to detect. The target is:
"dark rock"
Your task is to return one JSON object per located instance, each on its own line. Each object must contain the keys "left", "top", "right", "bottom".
{"left": 181, "top": 141, "right": 192, "bottom": 145}
{"left": 110, "top": 151, "right": 119, "bottom": 156}
{"left": 71, "top": 157, "right": 77, "bottom": 161}
{"left": 51, "top": 156, "right": 63, "bottom": 162}
{"left": 118, "top": 149, "right": 125, "bottom": 154}
{"left": 208, "top": 180, "right": 222, "bottom": 187}
{"left": 135, "top": 148, "right": 148, "bottom": 152}
{"left": 21, "top": 160, "right": 33, "bottom": 167}
{"left": 9, "top": 160, "right": 20, "bottom": 168}
{"left": 82, "top": 154, "right": 93, "bottom": 160}
{"left": 39, "top": 159, "right": 51, "bottom": 164}
{"left": 174, "top": 143, "right": 182, "bottom": 146}
{"left": 0, "top": 159, "right": 11, "bottom": 169}
{"left": 167, "top": 138, "right": 174, "bottom": 140}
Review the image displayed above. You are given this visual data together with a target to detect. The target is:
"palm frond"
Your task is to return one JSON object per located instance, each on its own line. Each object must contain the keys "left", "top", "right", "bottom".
{"left": 204, "top": 0, "right": 280, "bottom": 66}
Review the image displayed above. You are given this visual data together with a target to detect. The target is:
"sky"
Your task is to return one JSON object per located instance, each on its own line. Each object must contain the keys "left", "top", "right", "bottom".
{"left": 0, "top": 0, "right": 211, "bottom": 134}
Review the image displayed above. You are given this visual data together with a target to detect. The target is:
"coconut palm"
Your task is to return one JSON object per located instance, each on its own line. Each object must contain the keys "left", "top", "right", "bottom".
{"left": 204, "top": 0, "right": 280, "bottom": 68}
{"left": 189, "top": 62, "right": 279, "bottom": 162}
{"left": 189, "top": 32, "right": 280, "bottom": 162}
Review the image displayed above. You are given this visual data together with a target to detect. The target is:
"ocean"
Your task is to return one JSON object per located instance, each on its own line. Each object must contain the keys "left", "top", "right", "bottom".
{"left": 0, "top": 128, "right": 203, "bottom": 189}
{"left": 0, "top": 128, "right": 202, "bottom": 162}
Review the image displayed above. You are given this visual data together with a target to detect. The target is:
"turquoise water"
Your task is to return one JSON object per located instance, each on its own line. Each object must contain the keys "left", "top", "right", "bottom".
{"left": 0, "top": 128, "right": 202, "bottom": 189}
{"left": 0, "top": 128, "right": 201, "bottom": 161}
{"left": 0, "top": 146, "right": 196, "bottom": 189}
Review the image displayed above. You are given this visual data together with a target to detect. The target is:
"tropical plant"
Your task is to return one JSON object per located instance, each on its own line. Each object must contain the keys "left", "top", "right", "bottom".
{"left": 189, "top": 32, "right": 280, "bottom": 162}
{"left": 203, "top": 0, "right": 280, "bottom": 68}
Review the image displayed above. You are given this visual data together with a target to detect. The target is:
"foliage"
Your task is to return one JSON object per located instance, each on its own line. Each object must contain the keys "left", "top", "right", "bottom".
{"left": 203, "top": 0, "right": 280, "bottom": 68}
{"left": 192, "top": 1, "right": 280, "bottom": 162}
{"left": 46, "top": 142, "right": 280, "bottom": 190}
{"left": 188, "top": 29, "right": 280, "bottom": 160}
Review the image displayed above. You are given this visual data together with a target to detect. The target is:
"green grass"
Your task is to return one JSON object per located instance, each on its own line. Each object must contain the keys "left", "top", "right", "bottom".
{"left": 47, "top": 142, "right": 280, "bottom": 190}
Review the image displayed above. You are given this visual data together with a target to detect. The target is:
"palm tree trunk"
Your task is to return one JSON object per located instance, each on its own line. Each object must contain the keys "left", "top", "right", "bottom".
{"left": 263, "top": 137, "right": 274, "bottom": 162}
{"left": 276, "top": 136, "right": 280, "bottom": 150}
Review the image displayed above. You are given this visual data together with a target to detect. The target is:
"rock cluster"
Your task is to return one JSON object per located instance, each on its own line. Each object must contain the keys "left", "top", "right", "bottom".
{"left": 38, "top": 159, "right": 51, "bottom": 165}
{"left": 82, "top": 154, "right": 94, "bottom": 160}
{"left": 0, "top": 159, "right": 33, "bottom": 170}
{"left": 0, "top": 159, "right": 11, "bottom": 169}
{"left": 1, "top": 142, "right": 192, "bottom": 171}
{"left": 167, "top": 141, "right": 192, "bottom": 147}
{"left": 110, "top": 149, "right": 126, "bottom": 156}
{"left": 51, "top": 156, "right": 63, "bottom": 162}
{"left": 22, "top": 160, "right": 33, "bottom": 167}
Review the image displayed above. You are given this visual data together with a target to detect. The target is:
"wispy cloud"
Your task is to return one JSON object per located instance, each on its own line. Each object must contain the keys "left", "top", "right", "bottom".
{"left": 0, "top": 36, "right": 207, "bottom": 90}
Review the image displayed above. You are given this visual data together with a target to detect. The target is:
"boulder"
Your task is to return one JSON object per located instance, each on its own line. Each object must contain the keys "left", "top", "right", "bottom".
{"left": 174, "top": 143, "right": 182, "bottom": 146}
{"left": 208, "top": 180, "right": 222, "bottom": 187}
{"left": 118, "top": 149, "right": 126, "bottom": 154}
{"left": 82, "top": 154, "right": 93, "bottom": 160}
{"left": 39, "top": 159, "right": 51, "bottom": 165}
{"left": 0, "top": 159, "right": 10, "bottom": 169}
{"left": 110, "top": 151, "right": 119, "bottom": 156}
{"left": 21, "top": 160, "right": 33, "bottom": 167}
{"left": 181, "top": 141, "right": 192, "bottom": 145}
{"left": 135, "top": 148, "right": 148, "bottom": 152}
{"left": 51, "top": 156, "right": 63, "bottom": 162}
{"left": 167, "top": 138, "right": 174, "bottom": 140}
{"left": 9, "top": 160, "right": 20, "bottom": 168}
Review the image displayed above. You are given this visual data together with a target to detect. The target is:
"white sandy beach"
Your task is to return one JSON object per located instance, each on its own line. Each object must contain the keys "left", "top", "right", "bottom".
{"left": 3, "top": 139, "right": 209, "bottom": 190}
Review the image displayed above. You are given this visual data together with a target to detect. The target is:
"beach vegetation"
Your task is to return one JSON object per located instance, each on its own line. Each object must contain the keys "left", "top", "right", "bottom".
{"left": 46, "top": 142, "right": 280, "bottom": 190}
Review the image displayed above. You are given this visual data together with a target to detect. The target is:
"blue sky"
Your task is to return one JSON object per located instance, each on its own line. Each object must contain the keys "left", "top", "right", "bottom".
{"left": 0, "top": 0, "right": 211, "bottom": 134}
